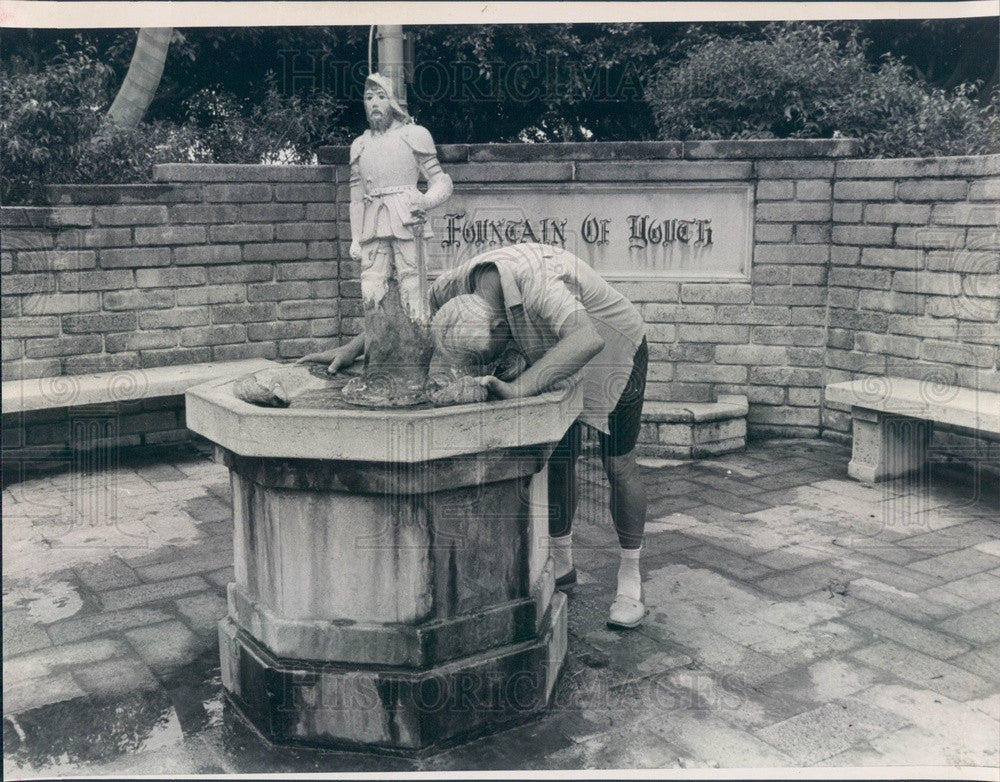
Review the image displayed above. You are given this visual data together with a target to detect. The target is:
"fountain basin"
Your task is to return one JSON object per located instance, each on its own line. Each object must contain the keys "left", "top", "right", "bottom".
{"left": 185, "top": 365, "right": 581, "bottom": 752}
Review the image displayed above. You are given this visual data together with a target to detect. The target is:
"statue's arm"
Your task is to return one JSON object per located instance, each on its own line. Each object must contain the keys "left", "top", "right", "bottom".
{"left": 416, "top": 154, "right": 453, "bottom": 211}
{"left": 348, "top": 159, "right": 364, "bottom": 257}
{"left": 405, "top": 124, "right": 453, "bottom": 211}
{"left": 348, "top": 135, "right": 366, "bottom": 258}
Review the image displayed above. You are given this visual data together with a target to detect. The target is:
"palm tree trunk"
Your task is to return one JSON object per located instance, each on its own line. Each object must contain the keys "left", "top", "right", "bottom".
{"left": 106, "top": 28, "right": 172, "bottom": 128}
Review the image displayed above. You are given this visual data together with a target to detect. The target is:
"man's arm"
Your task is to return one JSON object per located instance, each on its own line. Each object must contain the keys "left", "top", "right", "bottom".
{"left": 481, "top": 312, "right": 604, "bottom": 399}
{"left": 296, "top": 332, "right": 365, "bottom": 373}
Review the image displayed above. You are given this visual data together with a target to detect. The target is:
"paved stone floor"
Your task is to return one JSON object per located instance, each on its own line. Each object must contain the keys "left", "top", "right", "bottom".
{"left": 3, "top": 437, "right": 999, "bottom": 776}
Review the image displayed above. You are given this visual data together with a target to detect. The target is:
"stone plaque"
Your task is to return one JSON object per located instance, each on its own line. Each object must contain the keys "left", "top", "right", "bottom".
{"left": 425, "top": 183, "right": 753, "bottom": 280}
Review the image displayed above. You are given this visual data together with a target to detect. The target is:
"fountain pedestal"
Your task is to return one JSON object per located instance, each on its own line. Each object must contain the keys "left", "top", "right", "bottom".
{"left": 186, "top": 367, "right": 580, "bottom": 752}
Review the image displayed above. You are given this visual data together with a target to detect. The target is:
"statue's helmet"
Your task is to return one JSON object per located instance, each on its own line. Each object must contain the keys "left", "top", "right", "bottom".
{"left": 364, "top": 72, "right": 412, "bottom": 124}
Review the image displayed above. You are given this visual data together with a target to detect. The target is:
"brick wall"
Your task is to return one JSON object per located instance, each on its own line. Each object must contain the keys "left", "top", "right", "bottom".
{"left": 1, "top": 165, "right": 345, "bottom": 381}
{"left": 3, "top": 143, "right": 998, "bottom": 452}
{"left": 821, "top": 156, "right": 1000, "bottom": 450}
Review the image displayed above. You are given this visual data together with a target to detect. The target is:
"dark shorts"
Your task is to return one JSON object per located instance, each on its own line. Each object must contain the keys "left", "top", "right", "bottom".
{"left": 552, "top": 335, "right": 648, "bottom": 461}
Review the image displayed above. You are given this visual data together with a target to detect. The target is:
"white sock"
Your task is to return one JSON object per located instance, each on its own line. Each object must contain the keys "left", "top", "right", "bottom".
{"left": 551, "top": 532, "right": 573, "bottom": 578}
{"left": 617, "top": 546, "right": 642, "bottom": 601}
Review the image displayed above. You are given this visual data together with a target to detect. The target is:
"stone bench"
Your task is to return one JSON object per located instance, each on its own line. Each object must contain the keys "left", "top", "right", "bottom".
{"left": 825, "top": 376, "right": 1000, "bottom": 482}
{"left": 2, "top": 360, "right": 276, "bottom": 460}
{"left": 637, "top": 394, "right": 748, "bottom": 459}
{"left": 2, "top": 360, "right": 275, "bottom": 415}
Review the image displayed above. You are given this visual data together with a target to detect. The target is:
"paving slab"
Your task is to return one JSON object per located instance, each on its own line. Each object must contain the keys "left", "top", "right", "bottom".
{"left": 842, "top": 606, "right": 974, "bottom": 659}
{"left": 949, "top": 641, "right": 1000, "bottom": 681}
{"left": 133, "top": 551, "right": 234, "bottom": 582}
{"left": 2, "top": 609, "right": 53, "bottom": 657}
{"left": 910, "top": 547, "right": 1000, "bottom": 580}
{"left": 746, "top": 620, "right": 868, "bottom": 668}
{"left": 98, "top": 575, "right": 211, "bottom": 611}
{"left": 647, "top": 707, "right": 796, "bottom": 767}
{"left": 752, "top": 543, "right": 833, "bottom": 570}
{"left": 173, "top": 592, "right": 229, "bottom": 636}
{"left": 71, "top": 657, "right": 160, "bottom": 698}
{"left": 123, "top": 621, "right": 207, "bottom": 674}
{"left": 5, "top": 637, "right": 130, "bottom": 683}
{"left": 846, "top": 577, "right": 960, "bottom": 622}
{"left": 898, "top": 520, "right": 1000, "bottom": 556}
{"left": 925, "top": 571, "right": 1000, "bottom": 608}
{"left": 974, "top": 539, "right": 1000, "bottom": 558}
{"left": 74, "top": 558, "right": 141, "bottom": 591}
{"left": 936, "top": 603, "right": 1000, "bottom": 645}
{"left": 851, "top": 641, "right": 996, "bottom": 701}
{"left": 755, "top": 563, "right": 850, "bottom": 598}
{"left": 675, "top": 544, "right": 775, "bottom": 580}
{"left": 4, "top": 673, "right": 87, "bottom": 716}
{"left": 46, "top": 606, "right": 174, "bottom": 645}
{"left": 754, "top": 699, "right": 910, "bottom": 765}
{"left": 848, "top": 683, "right": 1000, "bottom": 767}
{"left": 763, "top": 656, "right": 888, "bottom": 703}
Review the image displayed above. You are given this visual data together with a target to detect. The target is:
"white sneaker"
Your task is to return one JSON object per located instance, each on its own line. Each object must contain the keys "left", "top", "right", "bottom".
{"left": 607, "top": 591, "right": 647, "bottom": 630}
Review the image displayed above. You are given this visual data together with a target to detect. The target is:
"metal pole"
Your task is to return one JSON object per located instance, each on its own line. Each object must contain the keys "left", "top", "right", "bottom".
{"left": 411, "top": 217, "right": 428, "bottom": 323}
{"left": 376, "top": 25, "right": 407, "bottom": 110}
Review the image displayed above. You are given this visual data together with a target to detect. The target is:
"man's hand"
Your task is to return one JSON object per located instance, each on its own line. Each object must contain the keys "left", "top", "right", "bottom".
{"left": 350, "top": 241, "right": 362, "bottom": 261}
{"left": 296, "top": 346, "right": 357, "bottom": 374}
{"left": 429, "top": 375, "right": 488, "bottom": 406}
{"left": 478, "top": 376, "right": 527, "bottom": 400}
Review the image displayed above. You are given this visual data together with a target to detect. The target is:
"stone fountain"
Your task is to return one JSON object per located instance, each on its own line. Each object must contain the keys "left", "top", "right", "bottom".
{"left": 185, "top": 73, "right": 578, "bottom": 752}
{"left": 186, "top": 365, "right": 578, "bottom": 751}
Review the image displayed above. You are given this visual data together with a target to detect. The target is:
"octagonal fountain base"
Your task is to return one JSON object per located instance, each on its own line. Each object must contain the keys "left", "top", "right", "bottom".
{"left": 185, "top": 363, "right": 581, "bottom": 752}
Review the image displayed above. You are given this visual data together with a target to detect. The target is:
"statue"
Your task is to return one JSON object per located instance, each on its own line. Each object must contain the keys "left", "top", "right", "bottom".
{"left": 233, "top": 72, "right": 455, "bottom": 410}
{"left": 340, "top": 72, "right": 453, "bottom": 407}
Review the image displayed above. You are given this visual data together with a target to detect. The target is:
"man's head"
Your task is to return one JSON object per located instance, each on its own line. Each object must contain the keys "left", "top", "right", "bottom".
{"left": 364, "top": 73, "right": 410, "bottom": 132}
{"left": 429, "top": 293, "right": 508, "bottom": 377}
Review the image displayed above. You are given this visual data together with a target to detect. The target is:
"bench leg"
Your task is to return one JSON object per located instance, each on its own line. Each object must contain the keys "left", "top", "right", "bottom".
{"left": 848, "top": 408, "right": 932, "bottom": 483}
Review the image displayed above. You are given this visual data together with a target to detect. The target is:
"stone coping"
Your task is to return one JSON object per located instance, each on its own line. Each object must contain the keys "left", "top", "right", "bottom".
{"left": 641, "top": 394, "right": 749, "bottom": 423}
{"left": 318, "top": 139, "right": 865, "bottom": 165}
{"left": 825, "top": 377, "right": 1000, "bottom": 434}
{"left": 45, "top": 183, "right": 202, "bottom": 205}
{"left": 1, "top": 206, "right": 96, "bottom": 228}
{"left": 2, "top": 359, "right": 274, "bottom": 415}
{"left": 152, "top": 163, "right": 334, "bottom": 182}
{"left": 185, "top": 362, "right": 583, "bottom": 462}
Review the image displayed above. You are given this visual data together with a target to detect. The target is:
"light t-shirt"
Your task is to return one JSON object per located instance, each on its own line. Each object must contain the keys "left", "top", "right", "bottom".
{"left": 429, "top": 243, "right": 646, "bottom": 433}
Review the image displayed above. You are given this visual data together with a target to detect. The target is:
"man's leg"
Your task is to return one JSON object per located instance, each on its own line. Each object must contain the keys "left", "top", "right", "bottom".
{"left": 548, "top": 422, "right": 581, "bottom": 585}
{"left": 602, "top": 451, "right": 647, "bottom": 551}
{"left": 601, "top": 337, "right": 648, "bottom": 627}
{"left": 601, "top": 450, "right": 646, "bottom": 608}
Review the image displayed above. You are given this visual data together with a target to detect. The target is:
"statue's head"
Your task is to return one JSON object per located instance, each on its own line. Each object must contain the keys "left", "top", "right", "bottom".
{"left": 429, "top": 293, "right": 507, "bottom": 377}
{"left": 364, "top": 72, "right": 411, "bottom": 132}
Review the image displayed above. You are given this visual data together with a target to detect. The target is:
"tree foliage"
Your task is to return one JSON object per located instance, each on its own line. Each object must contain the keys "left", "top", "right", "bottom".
{"left": 2, "top": 22, "right": 997, "bottom": 203}
{"left": 1, "top": 38, "right": 347, "bottom": 204}
{"left": 645, "top": 23, "right": 998, "bottom": 157}
{"left": 406, "top": 24, "right": 662, "bottom": 142}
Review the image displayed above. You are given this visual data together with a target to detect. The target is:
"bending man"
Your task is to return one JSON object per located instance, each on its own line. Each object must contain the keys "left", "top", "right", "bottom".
{"left": 301, "top": 242, "right": 649, "bottom": 629}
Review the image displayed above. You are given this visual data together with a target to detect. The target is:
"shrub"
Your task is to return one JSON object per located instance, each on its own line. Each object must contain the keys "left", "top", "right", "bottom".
{"left": 1, "top": 44, "right": 110, "bottom": 204}
{"left": 184, "top": 75, "right": 347, "bottom": 164}
{"left": 2, "top": 49, "right": 347, "bottom": 205}
{"left": 645, "top": 23, "right": 998, "bottom": 157}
